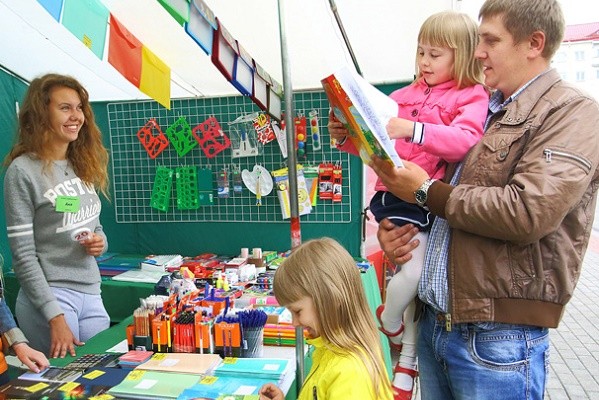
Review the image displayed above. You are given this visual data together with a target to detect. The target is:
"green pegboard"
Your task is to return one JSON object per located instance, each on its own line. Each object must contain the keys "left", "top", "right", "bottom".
{"left": 107, "top": 92, "right": 355, "bottom": 223}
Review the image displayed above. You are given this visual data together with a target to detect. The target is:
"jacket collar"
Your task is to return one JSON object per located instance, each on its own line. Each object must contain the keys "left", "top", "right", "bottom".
{"left": 497, "top": 69, "right": 561, "bottom": 126}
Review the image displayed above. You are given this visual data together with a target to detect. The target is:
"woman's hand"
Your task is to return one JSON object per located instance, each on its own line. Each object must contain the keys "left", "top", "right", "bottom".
{"left": 377, "top": 219, "right": 420, "bottom": 264}
{"left": 13, "top": 342, "right": 50, "bottom": 373}
{"left": 80, "top": 232, "right": 105, "bottom": 257}
{"left": 327, "top": 111, "right": 349, "bottom": 144}
{"left": 259, "top": 383, "right": 285, "bottom": 400}
{"left": 49, "top": 314, "right": 84, "bottom": 358}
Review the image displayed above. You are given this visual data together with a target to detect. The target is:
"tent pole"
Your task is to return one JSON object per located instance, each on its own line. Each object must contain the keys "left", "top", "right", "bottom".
{"left": 277, "top": 0, "right": 305, "bottom": 394}
{"left": 328, "top": 0, "right": 363, "bottom": 76}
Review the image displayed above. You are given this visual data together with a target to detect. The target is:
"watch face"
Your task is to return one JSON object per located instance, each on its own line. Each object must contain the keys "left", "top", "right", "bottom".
{"left": 415, "top": 190, "right": 426, "bottom": 205}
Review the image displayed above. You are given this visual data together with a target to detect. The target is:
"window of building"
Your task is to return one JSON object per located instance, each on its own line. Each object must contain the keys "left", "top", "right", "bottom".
{"left": 575, "top": 51, "right": 585, "bottom": 61}
{"left": 555, "top": 51, "right": 567, "bottom": 62}
{"left": 576, "top": 71, "right": 585, "bottom": 81}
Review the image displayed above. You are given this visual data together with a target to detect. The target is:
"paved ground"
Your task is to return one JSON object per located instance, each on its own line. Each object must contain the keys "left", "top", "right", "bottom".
{"left": 405, "top": 231, "right": 599, "bottom": 400}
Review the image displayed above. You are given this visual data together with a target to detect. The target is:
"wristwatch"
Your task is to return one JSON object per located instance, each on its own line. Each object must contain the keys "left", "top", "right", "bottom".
{"left": 414, "top": 179, "right": 436, "bottom": 207}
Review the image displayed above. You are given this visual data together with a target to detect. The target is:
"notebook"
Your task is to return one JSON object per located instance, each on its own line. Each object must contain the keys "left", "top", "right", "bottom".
{"left": 212, "top": 358, "right": 289, "bottom": 380}
{"left": 19, "top": 366, "right": 82, "bottom": 383}
{"left": 75, "top": 366, "right": 132, "bottom": 387}
{"left": 111, "top": 268, "right": 168, "bottom": 283}
{"left": 107, "top": 370, "right": 201, "bottom": 399}
{"left": 136, "top": 353, "right": 222, "bottom": 375}
{"left": 177, "top": 375, "right": 273, "bottom": 399}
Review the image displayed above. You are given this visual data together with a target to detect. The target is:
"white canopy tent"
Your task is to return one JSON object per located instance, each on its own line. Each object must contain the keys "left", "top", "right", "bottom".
{"left": 0, "top": 0, "right": 466, "bottom": 102}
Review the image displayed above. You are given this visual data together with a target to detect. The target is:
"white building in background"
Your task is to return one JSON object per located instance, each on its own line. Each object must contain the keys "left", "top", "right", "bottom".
{"left": 553, "top": 22, "right": 599, "bottom": 100}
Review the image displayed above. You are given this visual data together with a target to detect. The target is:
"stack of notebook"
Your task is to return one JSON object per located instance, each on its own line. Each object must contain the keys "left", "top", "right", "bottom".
{"left": 212, "top": 357, "right": 289, "bottom": 382}
{"left": 118, "top": 350, "right": 154, "bottom": 369}
{"left": 135, "top": 353, "right": 222, "bottom": 375}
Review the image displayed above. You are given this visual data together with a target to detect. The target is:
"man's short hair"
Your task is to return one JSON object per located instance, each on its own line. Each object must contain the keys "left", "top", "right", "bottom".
{"left": 479, "top": 0, "right": 565, "bottom": 59}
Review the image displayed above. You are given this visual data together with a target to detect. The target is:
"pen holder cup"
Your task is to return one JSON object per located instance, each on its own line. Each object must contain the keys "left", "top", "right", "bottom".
{"left": 243, "top": 327, "right": 264, "bottom": 358}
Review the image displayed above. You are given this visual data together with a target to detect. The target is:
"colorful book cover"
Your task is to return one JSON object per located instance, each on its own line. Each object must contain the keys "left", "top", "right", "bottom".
{"left": 321, "top": 65, "right": 403, "bottom": 168}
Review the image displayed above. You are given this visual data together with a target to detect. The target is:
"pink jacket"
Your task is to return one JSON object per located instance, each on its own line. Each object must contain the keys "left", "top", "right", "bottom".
{"left": 338, "top": 78, "right": 489, "bottom": 191}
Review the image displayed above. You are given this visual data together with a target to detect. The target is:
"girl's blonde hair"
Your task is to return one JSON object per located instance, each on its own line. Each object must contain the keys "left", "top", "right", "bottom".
{"left": 417, "top": 11, "right": 484, "bottom": 89}
{"left": 4, "top": 73, "right": 109, "bottom": 198}
{"left": 274, "top": 237, "right": 391, "bottom": 398}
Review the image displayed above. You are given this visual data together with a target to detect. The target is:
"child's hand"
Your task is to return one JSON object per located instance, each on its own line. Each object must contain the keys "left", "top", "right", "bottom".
{"left": 328, "top": 111, "right": 349, "bottom": 143}
{"left": 259, "top": 383, "right": 285, "bottom": 400}
{"left": 386, "top": 117, "right": 415, "bottom": 140}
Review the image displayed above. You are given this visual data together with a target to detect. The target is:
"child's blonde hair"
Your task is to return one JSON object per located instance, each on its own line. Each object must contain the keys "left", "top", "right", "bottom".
{"left": 417, "top": 11, "right": 484, "bottom": 89}
{"left": 273, "top": 237, "right": 391, "bottom": 398}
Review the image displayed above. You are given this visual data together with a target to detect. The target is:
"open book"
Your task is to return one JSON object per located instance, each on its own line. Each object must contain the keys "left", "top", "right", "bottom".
{"left": 322, "top": 65, "right": 404, "bottom": 167}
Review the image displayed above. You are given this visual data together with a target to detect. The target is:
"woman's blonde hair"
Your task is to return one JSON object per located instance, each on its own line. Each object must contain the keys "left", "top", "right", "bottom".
{"left": 4, "top": 73, "right": 109, "bottom": 198}
{"left": 274, "top": 237, "right": 391, "bottom": 398}
{"left": 417, "top": 11, "right": 484, "bottom": 89}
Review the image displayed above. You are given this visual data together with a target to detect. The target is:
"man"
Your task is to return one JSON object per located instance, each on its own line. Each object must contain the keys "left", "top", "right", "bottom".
{"left": 372, "top": 0, "right": 599, "bottom": 399}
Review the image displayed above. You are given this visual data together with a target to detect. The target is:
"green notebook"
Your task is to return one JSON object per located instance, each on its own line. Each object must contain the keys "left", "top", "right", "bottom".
{"left": 107, "top": 369, "right": 200, "bottom": 399}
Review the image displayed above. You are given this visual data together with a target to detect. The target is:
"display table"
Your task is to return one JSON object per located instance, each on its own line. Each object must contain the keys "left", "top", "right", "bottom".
{"left": 48, "top": 316, "right": 301, "bottom": 399}
{"left": 4, "top": 265, "right": 391, "bottom": 382}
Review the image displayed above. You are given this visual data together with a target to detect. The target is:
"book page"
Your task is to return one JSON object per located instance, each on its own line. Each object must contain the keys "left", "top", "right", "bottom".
{"left": 334, "top": 66, "right": 404, "bottom": 167}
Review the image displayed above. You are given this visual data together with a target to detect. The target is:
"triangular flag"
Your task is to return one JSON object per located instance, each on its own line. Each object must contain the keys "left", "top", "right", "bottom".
{"left": 140, "top": 46, "right": 171, "bottom": 109}
{"left": 37, "top": 0, "right": 64, "bottom": 21}
{"left": 157, "top": 0, "right": 190, "bottom": 26}
{"left": 61, "top": 0, "right": 109, "bottom": 59}
{"left": 108, "top": 14, "right": 142, "bottom": 87}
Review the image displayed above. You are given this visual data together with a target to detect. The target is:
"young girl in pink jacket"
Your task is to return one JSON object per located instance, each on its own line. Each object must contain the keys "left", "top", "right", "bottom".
{"left": 329, "top": 11, "right": 489, "bottom": 400}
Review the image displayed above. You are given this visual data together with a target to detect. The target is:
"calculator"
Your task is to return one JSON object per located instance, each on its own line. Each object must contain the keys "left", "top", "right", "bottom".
{"left": 64, "top": 353, "right": 122, "bottom": 371}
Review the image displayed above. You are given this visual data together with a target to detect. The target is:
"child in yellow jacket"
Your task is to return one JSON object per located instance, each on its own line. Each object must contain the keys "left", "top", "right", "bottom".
{"left": 259, "top": 238, "right": 393, "bottom": 400}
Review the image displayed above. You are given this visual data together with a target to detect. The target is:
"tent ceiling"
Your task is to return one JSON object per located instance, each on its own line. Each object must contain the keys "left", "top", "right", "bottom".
{"left": 0, "top": 0, "right": 452, "bottom": 102}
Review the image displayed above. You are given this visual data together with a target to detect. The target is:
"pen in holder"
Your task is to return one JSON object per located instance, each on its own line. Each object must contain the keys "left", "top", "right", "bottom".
{"left": 239, "top": 309, "right": 268, "bottom": 358}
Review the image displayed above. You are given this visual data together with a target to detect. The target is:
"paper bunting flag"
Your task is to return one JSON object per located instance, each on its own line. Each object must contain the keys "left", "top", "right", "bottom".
{"left": 37, "top": 0, "right": 63, "bottom": 21}
{"left": 108, "top": 14, "right": 142, "bottom": 87}
{"left": 157, "top": 0, "right": 191, "bottom": 26}
{"left": 140, "top": 47, "right": 171, "bottom": 109}
{"left": 185, "top": 0, "right": 216, "bottom": 55}
{"left": 61, "top": 0, "right": 109, "bottom": 59}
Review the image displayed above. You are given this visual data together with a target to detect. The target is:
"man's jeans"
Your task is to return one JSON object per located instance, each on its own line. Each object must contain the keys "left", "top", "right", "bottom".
{"left": 418, "top": 305, "right": 549, "bottom": 400}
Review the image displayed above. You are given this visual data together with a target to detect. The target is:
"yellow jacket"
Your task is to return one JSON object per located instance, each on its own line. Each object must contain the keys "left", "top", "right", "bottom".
{"left": 299, "top": 337, "right": 392, "bottom": 400}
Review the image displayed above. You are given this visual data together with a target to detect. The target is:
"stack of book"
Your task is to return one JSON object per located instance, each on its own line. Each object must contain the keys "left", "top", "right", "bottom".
{"left": 118, "top": 350, "right": 154, "bottom": 369}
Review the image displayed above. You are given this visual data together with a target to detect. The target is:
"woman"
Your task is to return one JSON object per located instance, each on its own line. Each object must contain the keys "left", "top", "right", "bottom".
{"left": 3, "top": 73, "right": 110, "bottom": 358}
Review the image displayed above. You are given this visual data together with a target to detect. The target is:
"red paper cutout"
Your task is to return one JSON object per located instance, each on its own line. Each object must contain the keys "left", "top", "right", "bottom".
{"left": 192, "top": 116, "right": 231, "bottom": 158}
{"left": 136, "top": 119, "right": 169, "bottom": 159}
